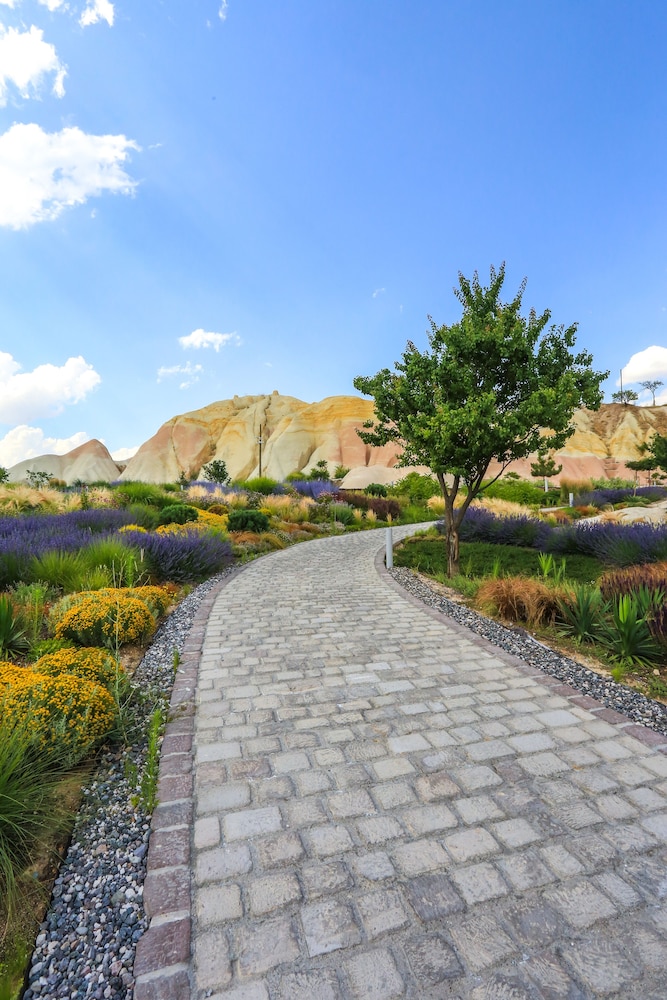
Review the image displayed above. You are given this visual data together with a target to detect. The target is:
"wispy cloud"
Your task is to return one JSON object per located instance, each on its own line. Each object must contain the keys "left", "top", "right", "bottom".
{"left": 0, "top": 352, "right": 100, "bottom": 424}
{"left": 372, "top": 287, "right": 385, "bottom": 299}
{"left": 80, "top": 0, "right": 114, "bottom": 27}
{"left": 0, "top": 24, "right": 67, "bottom": 105}
{"left": 0, "top": 425, "right": 89, "bottom": 467}
{"left": 179, "top": 328, "right": 241, "bottom": 351}
{"left": 0, "top": 123, "right": 138, "bottom": 229}
{"left": 219, "top": 1, "right": 229, "bottom": 21}
{"left": 157, "top": 362, "right": 203, "bottom": 389}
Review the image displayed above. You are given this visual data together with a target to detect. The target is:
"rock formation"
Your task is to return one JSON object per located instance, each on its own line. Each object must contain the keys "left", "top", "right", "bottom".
{"left": 6, "top": 396, "right": 667, "bottom": 487}
{"left": 7, "top": 439, "right": 121, "bottom": 485}
{"left": 120, "top": 392, "right": 401, "bottom": 483}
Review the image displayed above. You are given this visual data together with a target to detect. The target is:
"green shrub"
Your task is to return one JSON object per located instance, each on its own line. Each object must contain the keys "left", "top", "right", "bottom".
{"left": 365, "top": 483, "right": 388, "bottom": 497}
{"left": 227, "top": 509, "right": 270, "bottom": 533}
{"left": 157, "top": 504, "right": 199, "bottom": 526}
{"left": 77, "top": 537, "right": 145, "bottom": 588}
{"left": 482, "top": 478, "right": 545, "bottom": 506}
{"left": 330, "top": 503, "right": 355, "bottom": 525}
{"left": 28, "top": 550, "right": 85, "bottom": 593}
{"left": 113, "top": 482, "right": 174, "bottom": 509}
{"left": 388, "top": 473, "right": 440, "bottom": 503}
{"left": 0, "top": 597, "right": 30, "bottom": 662}
{"left": 127, "top": 503, "right": 161, "bottom": 529}
{"left": 237, "top": 477, "right": 279, "bottom": 495}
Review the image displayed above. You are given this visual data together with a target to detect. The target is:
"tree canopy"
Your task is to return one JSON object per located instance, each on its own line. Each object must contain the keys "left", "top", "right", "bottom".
{"left": 354, "top": 264, "right": 608, "bottom": 574}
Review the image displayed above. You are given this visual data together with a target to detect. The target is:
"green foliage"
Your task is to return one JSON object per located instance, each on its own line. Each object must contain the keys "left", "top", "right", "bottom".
{"left": 641, "top": 432, "right": 667, "bottom": 473}
{"left": 330, "top": 503, "right": 355, "bottom": 525}
{"left": 0, "top": 719, "right": 73, "bottom": 908}
{"left": 530, "top": 452, "right": 563, "bottom": 480}
{"left": 77, "top": 538, "right": 144, "bottom": 588}
{"left": 395, "top": 536, "right": 602, "bottom": 583}
{"left": 537, "top": 552, "right": 567, "bottom": 584}
{"left": 388, "top": 472, "right": 440, "bottom": 503}
{"left": 157, "top": 504, "right": 199, "bottom": 526}
{"left": 482, "top": 478, "right": 549, "bottom": 506}
{"left": 29, "top": 550, "right": 85, "bottom": 593}
{"left": 308, "top": 459, "right": 330, "bottom": 480}
{"left": 140, "top": 705, "right": 165, "bottom": 812}
{"left": 25, "top": 471, "right": 52, "bottom": 488}
{"left": 201, "top": 459, "right": 231, "bottom": 485}
{"left": 113, "top": 482, "right": 174, "bottom": 509}
{"left": 238, "top": 477, "right": 279, "bottom": 495}
{"left": 127, "top": 503, "right": 161, "bottom": 529}
{"left": 611, "top": 389, "right": 639, "bottom": 404}
{"left": 557, "top": 584, "right": 606, "bottom": 644}
{"left": 0, "top": 598, "right": 30, "bottom": 661}
{"left": 227, "top": 509, "right": 270, "bottom": 533}
{"left": 596, "top": 592, "right": 663, "bottom": 669}
{"left": 334, "top": 465, "right": 350, "bottom": 479}
{"left": 364, "top": 483, "right": 388, "bottom": 497}
{"left": 355, "top": 264, "right": 607, "bottom": 575}
{"left": 0, "top": 468, "right": 8, "bottom": 485}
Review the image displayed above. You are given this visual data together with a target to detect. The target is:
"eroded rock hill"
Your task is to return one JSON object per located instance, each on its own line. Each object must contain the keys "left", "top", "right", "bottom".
{"left": 8, "top": 396, "right": 667, "bottom": 486}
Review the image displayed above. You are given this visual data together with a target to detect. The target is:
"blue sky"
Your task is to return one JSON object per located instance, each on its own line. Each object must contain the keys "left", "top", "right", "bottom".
{"left": 1, "top": 0, "right": 667, "bottom": 467}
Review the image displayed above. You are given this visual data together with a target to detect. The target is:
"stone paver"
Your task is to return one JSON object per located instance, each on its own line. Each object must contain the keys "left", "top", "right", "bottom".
{"left": 137, "top": 526, "right": 667, "bottom": 999}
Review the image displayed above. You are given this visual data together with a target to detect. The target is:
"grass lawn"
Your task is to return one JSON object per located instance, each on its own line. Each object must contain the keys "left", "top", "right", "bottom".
{"left": 395, "top": 534, "right": 604, "bottom": 584}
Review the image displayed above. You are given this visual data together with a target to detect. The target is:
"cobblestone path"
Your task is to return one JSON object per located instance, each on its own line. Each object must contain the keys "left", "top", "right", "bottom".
{"left": 137, "top": 526, "right": 667, "bottom": 999}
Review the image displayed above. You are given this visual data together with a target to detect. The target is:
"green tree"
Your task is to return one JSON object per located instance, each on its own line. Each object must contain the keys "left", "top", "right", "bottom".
{"left": 308, "top": 459, "right": 330, "bottom": 480}
{"left": 202, "top": 459, "right": 231, "bottom": 485}
{"left": 611, "top": 389, "right": 639, "bottom": 404}
{"left": 530, "top": 452, "right": 563, "bottom": 491}
{"left": 25, "top": 470, "right": 52, "bottom": 488}
{"left": 640, "top": 380, "right": 664, "bottom": 406}
{"left": 354, "top": 265, "right": 607, "bottom": 575}
{"left": 0, "top": 467, "right": 8, "bottom": 484}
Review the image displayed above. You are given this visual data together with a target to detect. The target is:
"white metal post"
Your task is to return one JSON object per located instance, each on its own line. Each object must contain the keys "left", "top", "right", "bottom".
{"left": 385, "top": 526, "right": 393, "bottom": 569}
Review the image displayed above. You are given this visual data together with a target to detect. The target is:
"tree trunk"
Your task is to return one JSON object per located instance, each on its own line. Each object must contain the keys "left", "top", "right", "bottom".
{"left": 446, "top": 520, "right": 460, "bottom": 577}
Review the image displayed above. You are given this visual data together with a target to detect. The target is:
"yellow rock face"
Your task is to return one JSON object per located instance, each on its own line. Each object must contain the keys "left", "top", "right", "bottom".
{"left": 120, "top": 393, "right": 404, "bottom": 483}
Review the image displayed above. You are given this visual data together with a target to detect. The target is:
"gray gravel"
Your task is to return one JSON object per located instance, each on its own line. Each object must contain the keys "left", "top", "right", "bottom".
{"left": 390, "top": 565, "right": 667, "bottom": 737}
{"left": 22, "top": 569, "right": 234, "bottom": 1000}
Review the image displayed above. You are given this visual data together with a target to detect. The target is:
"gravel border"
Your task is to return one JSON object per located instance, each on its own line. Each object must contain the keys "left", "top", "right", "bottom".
{"left": 389, "top": 565, "right": 667, "bottom": 737}
{"left": 21, "top": 567, "right": 237, "bottom": 1000}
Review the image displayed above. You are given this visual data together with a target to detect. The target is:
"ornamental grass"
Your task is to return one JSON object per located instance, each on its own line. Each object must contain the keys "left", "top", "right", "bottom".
{"left": 0, "top": 662, "right": 115, "bottom": 762}
{"left": 51, "top": 594, "right": 156, "bottom": 648}
{"left": 475, "top": 577, "right": 564, "bottom": 627}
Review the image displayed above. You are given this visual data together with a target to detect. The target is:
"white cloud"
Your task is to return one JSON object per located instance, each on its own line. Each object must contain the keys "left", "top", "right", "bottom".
{"left": 157, "top": 362, "right": 203, "bottom": 389}
{"left": 0, "top": 123, "right": 138, "bottom": 229}
{"left": 620, "top": 346, "right": 667, "bottom": 385}
{"left": 372, "top": 287, "right": 385, "bottom": 298}
{"left": 110, "top": 444, "right": 138, "bottom": 462}
{"left": 0, "top": 25, "right": 67, "bottom": 106}
{"left": 0, "top": 425, "right": 88, "bottom": 467}
{"left": 38, "top": 0, "right": 67, "bottom": 10}
{"left": 219, "top": 1, "right": 229, "bottom": 21}
{"left": 179, "top": 328, "right": 241, "bottom": 351}
{"left": 80, "top": 0, "right": 113, "bottom": 26}
{"left": 0, "top": 352, "right": 101, "bottom": 424}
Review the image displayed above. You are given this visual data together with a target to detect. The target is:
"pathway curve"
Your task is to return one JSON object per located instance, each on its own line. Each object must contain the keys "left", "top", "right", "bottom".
{"left": 135, "top": 526, "right": 667, "bottom": 1000}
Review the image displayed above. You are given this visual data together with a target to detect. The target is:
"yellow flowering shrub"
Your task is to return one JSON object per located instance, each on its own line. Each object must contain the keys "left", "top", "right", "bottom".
{"left": 118, "top": 524, "right": 147, "bottom": 533}
{"left": 49, "top": 586, "right": 169, "bottom": 630}
{"left": 33, "top": 647, "right": 123, "bottom": 690}
{"left": 0, "top": 661, "right": 114, "bottom": 758}
{"left": 52, "top": 594, "right": 156, "bottom": 647}
{"left": 196, "top": 509, "right": 229, "bottom": 529}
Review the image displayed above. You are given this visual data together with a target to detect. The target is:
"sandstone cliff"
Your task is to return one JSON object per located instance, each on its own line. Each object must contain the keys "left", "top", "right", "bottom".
{"left": 120, "top": 392, "right": 401, "bottom": 483}
{"left": 8, "top": 397, "right": 667, "bottom": 486}
{"left": 7, "top": 439, "right": 121, "bottom": 485}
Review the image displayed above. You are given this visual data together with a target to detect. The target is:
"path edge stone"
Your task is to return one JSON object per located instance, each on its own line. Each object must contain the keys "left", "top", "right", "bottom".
{"left": 133, "top": 565, "right": 250, "bottom": 1000}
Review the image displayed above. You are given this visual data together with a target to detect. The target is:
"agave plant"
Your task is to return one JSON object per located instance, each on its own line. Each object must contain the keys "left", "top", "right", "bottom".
{"left": 0, "top": 595, "right": 30, "bottom": 661}
{"left": 596, "top": 592, "right": 663, "bottom": 670}
{"left": 557, "top": 584, "right": 607, "bottom": 645}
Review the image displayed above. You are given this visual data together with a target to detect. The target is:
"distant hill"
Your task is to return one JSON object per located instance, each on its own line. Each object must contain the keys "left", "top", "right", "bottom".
{"left": 7, "top": 395, "right": 667, "bottom": 486}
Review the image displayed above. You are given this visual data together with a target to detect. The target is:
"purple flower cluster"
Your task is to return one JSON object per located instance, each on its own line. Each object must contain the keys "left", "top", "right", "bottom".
{"left": 0, "top": 509, "right": 135, "bottom": 586}
{"left": 290, "top": 480, "right": 336, "bottom": 499}
{"left": 122, "top": 528, "right": 233, "bottom": 583}
{"left": 440, "top": 507, "right": 667, "bottom": 566}
{"left": 574, "top": 486, "right": 667, "bottom": 507}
